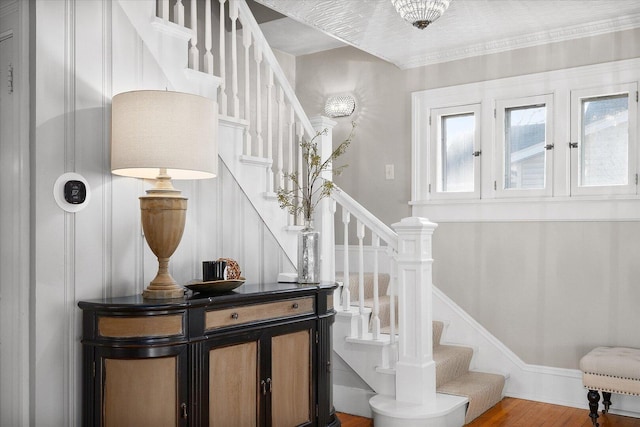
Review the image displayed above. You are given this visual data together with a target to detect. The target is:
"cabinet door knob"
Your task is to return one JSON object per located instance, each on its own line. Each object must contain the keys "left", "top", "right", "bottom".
{"left": 292, "top": 302, "right": 299, "bottom": 309}
{"left": 231, "top": 312, "right": 239, "bottom": 320}
{"left": 261, "top": 379, "right": 267, "bottom": 395}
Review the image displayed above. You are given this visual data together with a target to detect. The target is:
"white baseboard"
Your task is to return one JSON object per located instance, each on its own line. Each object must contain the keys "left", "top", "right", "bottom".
{"left": 433, "top": 285, "right": 640, "bottom": 417}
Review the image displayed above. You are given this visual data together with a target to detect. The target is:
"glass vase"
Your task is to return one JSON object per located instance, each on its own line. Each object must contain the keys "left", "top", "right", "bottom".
{"left": 298, "top": 219, "right": 320, "bottom": 284}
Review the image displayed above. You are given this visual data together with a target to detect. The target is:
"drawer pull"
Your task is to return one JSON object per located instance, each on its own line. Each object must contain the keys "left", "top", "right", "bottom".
{"left": 231, "top": 312, "right": 239, "bottom": 320}
{"left": 292, "top": 303, "right": 299, "bottom": 309}
{"left": 181, "top": 403, "right": 187, "bottom": 419}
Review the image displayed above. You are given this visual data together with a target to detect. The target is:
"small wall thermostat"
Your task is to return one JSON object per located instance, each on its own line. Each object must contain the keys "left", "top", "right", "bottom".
{"left": 54, "top": 172, "right": 91, "bottom": 212}
{"left": 64, "top": 180, "right": 87, "bottom": 204}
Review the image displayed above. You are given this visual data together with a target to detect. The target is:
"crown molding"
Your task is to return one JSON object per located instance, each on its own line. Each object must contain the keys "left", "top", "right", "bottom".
{"left": 398, "top": 13, "right": 640, "bottom": 69}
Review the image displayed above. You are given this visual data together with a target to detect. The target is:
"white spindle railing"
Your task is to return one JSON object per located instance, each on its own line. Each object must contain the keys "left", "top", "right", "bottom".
{"left": 276, "top": 86, "right": 285, "bottom": 191}
{"left": 157, "top": 0, "right": 403, "bottom": 342}
{"left": 218, "top": 0, "right": 227, "bottom": 115}
{"left": 342, "top": 210, "right": 351, "bottom": 311}
{"left": 371, "top": 233, "right": 381, "bottom": 339}
{"left": 164, "top": 0, "right": 317, "bottom": 213}
{"left": 203, "top": 0, "right": 213, "bottom": 74}
{"left": 229, "top": 0, "right": 239, "bottom": 117}
{"left": 331, "top": 188, "right": 399, "bottom": 345}
{"left": 156, "top": 0, "right": 436, "bottom": 400}
{"left": 159, "top": 0, "right": 170, "bottom": 20}
{"left": 188, "top": 0, "right": 199, "bottom": 70}
{"left": 174, "top": 0, "right": 184, "bottom": 25}
{"left": 254, "top": 41, "right": 263, "bottom": 157}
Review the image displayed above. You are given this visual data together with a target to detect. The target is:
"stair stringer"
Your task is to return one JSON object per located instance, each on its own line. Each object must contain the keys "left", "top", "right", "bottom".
{"left": 333, "top": 309, "right": 396, "bottom": 397}
{"left": 432, "top": 284, "right": 596, "bottom": 412}
{"left": 116, "top": 0, "right": 220, "bottom": 99}
{"left": 218, "top": 118, "right": 297, "bottom": 265}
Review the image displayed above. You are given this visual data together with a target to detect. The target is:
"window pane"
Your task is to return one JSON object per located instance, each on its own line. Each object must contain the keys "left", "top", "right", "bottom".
{"left": 504, "top": 105, "right": 546, "bottom": 190}
{"left": 439, "top": 113, "right": 474, "bottom": 192}
{"left": 580, "top": 94, "right": 628, "bottom": 187}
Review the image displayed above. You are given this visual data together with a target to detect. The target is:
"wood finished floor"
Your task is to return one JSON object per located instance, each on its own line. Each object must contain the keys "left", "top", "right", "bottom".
{"left": 337, "top": 397, "right": 640, "bottom": 426}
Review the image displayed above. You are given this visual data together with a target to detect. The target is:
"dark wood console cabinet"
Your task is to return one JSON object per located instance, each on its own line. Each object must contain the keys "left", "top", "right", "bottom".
{"left": 79, "top": 282, "right": 340, "bottom": 427}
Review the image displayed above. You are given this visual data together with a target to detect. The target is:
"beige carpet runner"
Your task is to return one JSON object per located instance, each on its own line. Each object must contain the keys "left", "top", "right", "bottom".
{"left": 342, "top": 272, "right": 505, "bottom": 424}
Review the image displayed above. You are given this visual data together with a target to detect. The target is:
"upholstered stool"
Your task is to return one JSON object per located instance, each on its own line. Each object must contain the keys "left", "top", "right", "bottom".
{"left": 579, "top": 347, "right": 640, "bottom": 427}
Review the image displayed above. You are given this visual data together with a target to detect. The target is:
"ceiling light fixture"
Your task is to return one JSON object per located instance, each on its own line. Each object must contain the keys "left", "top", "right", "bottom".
{"left": 391, "top": 0, "right": 452, "bottom": 29}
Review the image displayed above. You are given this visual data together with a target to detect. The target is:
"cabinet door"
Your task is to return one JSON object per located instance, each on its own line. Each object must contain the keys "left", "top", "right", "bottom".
{"left": 208, "top": 340, "right": 259, "bottom": 427}
{"left": 270, "top": 328, "right": 313, "bottom": 427}
{"left": 97, "top": 346, "right": 188, "bottom": 427}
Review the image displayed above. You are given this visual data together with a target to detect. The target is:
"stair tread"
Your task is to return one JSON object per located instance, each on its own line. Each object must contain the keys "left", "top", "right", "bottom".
{"left": 437, "top": 371, "right": 505, "bottom": 424}
{"left": 434, "top": 345, "right": 474, "bottom": 388}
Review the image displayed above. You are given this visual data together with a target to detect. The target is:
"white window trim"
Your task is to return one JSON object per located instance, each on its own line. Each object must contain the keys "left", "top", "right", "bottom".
{"left": 495, "top": 94, "right": 554, "bottom": 198}
{"left": 569, "top": 82, "right": 638, "bottom": 197}
{"left": 411, "top": 58, "right": 640, "bottom": 222}
{"left": 429, "top": 104, "right": 481, "bottom": 200}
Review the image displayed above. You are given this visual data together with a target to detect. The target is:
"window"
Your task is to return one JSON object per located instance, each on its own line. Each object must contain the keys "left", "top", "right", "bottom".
{"left": 570, "top": 83, "right": 638, "bottom": 196}
{"left": 412, "top": 59, "right": 640, "bottom": 221}
{"left": 495, "top": 94, "right": 553, "bottom": 197}
{"left": 430, "top": 104, "right": 481, "bottom": 199}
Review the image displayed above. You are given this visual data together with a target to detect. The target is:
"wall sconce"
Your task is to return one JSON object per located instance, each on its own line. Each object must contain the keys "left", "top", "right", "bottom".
{"left": 324, "top": 95, "right": 356, "bottom": 118}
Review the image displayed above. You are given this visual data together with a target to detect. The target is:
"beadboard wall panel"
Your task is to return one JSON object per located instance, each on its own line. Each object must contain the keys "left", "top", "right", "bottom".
{"left": 32, "top": 1, "right": 289, "bottom": 425}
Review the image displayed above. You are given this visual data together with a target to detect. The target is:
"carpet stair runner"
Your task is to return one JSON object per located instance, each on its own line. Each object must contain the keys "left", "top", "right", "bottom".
{"left": 341, "top": 272, "right": 505, "bottom": 424}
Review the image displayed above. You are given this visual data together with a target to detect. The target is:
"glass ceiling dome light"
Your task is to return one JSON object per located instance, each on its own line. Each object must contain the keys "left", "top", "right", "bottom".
{"left": 392, "top": 0, "right": 452, "bottom": 29}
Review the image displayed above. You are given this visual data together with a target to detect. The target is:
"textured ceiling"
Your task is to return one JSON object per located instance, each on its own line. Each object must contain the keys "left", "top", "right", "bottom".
{"left": 253, "top": 0, "right": 640, "bottom": 69}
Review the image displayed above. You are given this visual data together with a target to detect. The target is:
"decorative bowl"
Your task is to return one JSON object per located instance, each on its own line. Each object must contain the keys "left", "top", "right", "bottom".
{"left": 185, "top": 277, "right": 246, "bottom": 293}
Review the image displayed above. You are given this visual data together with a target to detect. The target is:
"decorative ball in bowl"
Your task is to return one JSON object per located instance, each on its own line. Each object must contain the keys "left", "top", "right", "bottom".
{"left": 186, "top": 257, "right": 244, "bottom": 293}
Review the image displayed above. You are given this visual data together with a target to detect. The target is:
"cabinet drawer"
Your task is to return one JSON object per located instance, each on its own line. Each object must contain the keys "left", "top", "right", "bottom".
{"left": 98, "top": 314, "right": 184, "bottom": 338}
{"left": 205, "top": 297, "right": 314, "bottom": 330}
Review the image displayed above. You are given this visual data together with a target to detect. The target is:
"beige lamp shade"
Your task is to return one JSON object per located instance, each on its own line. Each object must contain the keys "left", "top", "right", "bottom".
{"left": 111, "top": 90, "right": 217, "bottom": 179}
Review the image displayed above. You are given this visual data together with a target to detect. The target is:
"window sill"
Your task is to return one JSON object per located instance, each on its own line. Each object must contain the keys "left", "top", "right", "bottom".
{"left": 410, "top": 195, "right": 640, "bottom": 222}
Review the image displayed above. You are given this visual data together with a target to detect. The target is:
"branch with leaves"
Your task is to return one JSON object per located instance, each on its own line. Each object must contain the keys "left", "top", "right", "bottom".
{"left": 277, "top": 122, "right": 356, "bottom": 222}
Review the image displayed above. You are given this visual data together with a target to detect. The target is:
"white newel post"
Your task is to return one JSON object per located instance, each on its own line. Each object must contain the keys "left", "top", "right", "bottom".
{"left": 310, "top": 116, "right": 337, "bottom": 284}
{"left": 393, "top": 216, "right": 437, "bottom": 404}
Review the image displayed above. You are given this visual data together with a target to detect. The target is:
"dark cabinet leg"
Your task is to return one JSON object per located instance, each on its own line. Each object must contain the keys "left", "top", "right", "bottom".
{"left": 602, "top": 392, "right": 612, "bottom": 414}
{"left": 587, "top": 390, "right": 600, "bottom": 427}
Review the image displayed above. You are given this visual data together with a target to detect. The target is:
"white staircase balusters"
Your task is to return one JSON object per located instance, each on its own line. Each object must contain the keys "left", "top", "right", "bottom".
{"left": 203, "top": 0, "right": 214, "bottom": 74}
{"left": 310, "top": 116, "right": 337, "bottom": 283}
{"left": 174, "top": 0, "right": 185, "bottom": 26}
{"left": 242, "top": 25, "right": 252, "bottom": 154}
{"left": 342, "top": 209, "right": 351, "bottom": 311}
{"left": 266, "top": 69, "right": 274, "bottom": 191}
{"left": 218, "top": 0, "right": 227, "bottom": 115}
{"left": 253, "top": 41, "right": 263, "bottom": 157}
{"left": 388, "top": 248, "right": 397, "bottom": 345}
{"left": 188, "top": 0, "right": 199, "bottom": 70}
{"left": 357, "top": 220, "right": 367, "bottom": 338}
{"left": 159, "top": 0, "right": 169, "bottom": 20}
{"left": 371, "top": 233, "right": 381, "bottom": 340}
{"left": 276, "top": 86, "right": 285, "bottom": 192}
{"left": 296, "top": 122, "right": 304, "bottom": 225}
{"left": 143, "top": 2, "right": 464, "bottom": 421}
{"left": 287, "top": 105, "right": 294, "bottom": 190}
{"left": 229, "top": 0, "right": 239, "bottom": 117}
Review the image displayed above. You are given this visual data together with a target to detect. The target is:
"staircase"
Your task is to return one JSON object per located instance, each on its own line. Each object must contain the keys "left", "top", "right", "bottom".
{"left": 342, "top": 273, "right": 505, "bottom": 424}
{"left": 118, "top": 1, "right": 508, "bottom": 425}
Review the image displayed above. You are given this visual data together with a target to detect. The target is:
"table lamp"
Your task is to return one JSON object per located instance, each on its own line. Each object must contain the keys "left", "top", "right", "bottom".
{"left": 111, "top": 90, "right": 217, "bottom": 299}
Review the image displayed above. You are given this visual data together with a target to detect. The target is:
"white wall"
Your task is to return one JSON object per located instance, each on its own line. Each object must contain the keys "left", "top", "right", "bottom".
{"left": 30, "top": 1, "right": 289, "bottom": 425}
{"left": 295, "top": 28, "right": 640, "bottom": 370}
{"left": 0, "top": 1, "right": 29, "bottom": 425}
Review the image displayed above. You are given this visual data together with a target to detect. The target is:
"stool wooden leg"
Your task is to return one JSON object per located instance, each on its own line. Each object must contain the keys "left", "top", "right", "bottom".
{"left": 602, "top": 392, "right": 611, "bottom": 414}
{"left": 588, "top": 390, "right": 600, "bottom": 427}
